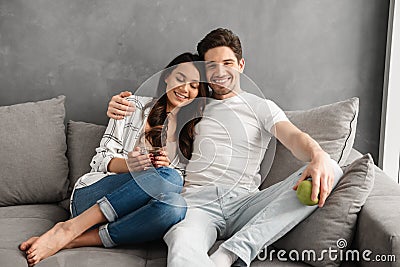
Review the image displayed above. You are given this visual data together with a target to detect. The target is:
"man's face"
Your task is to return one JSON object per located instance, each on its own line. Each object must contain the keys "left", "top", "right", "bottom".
{"left": 204, "top": 46, "right": 245, "bottom": 100}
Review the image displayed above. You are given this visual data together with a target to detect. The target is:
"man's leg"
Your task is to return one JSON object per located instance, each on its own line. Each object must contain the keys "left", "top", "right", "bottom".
{"left": 220, "top": 159, "right": 343, "bottom": 266}
{"left": 164, "top": 208, "right": 222, "bottom": 267}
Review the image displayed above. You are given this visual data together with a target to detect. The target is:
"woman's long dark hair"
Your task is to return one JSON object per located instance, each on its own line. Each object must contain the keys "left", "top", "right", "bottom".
{"left": 144, "top": 53, "right": 208, "bottom": 162}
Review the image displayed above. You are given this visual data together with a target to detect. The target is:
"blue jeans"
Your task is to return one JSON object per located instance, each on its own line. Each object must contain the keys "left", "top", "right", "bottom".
{"left": 71, "top": 167, "right": 187, "bottom": 247}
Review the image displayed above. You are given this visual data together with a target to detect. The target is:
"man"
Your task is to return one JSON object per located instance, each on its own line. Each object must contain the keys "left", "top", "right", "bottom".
{"left": 107, "top": 28, "right": 343, "bottom": 267}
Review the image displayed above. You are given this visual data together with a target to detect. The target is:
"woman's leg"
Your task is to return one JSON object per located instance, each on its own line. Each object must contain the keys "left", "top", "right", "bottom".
{"left": 71, "top": 172, "right": 135, "bottom": 217}
{"left": 20, "top": 173, "right": 133, "bottom": 261}
{"left": 58, "top": 168, "right": 184, "bottom": 250}
{"left": 95, "top": 167, "right": 183, "bottom": 222}
{"left": 99, "top": 192, "right": 187, "bottom": 247}
{"left": 33, "top": 192, "right": 187, "bottom": 251}
{"left": 24, "top": 204, "right": 106, "bottom": 266}
{"left": 72, "top": 167, "right": 182, "bottom": 218}
{"left": 21, "top": 228, "right": 103, "bottom": 253}
{"left": 20, "top": 172, "right": 134, "bottom": 261}
{"left": 22, "top": 167, "right": 183, "bottom": 266}
{"left": 64, "top": 228, "right": 103, "bottom": 249}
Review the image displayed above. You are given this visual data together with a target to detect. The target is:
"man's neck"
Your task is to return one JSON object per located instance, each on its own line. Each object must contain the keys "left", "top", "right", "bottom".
{"left": 212, "top": 88, "right": 243, "bottom": 100}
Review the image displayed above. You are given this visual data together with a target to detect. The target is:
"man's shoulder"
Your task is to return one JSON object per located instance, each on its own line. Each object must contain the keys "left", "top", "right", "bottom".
{"left": 240, "top": 91, "right": 284, "bottom": 118}
{"left": 240, "top": 91, "right": 275, "bottom": 106}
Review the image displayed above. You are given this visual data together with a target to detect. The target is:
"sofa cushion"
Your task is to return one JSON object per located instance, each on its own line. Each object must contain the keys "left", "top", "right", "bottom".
{"left": 59, "top": 121, "right": 106, "bottom": 210}
{"left": 0, "top": 204, "right": 70, "bottom": 250}
{"left": 0, "top": 204, "right": 69, "bottom": 267}
{"left": 272, "top": 154, "right": 375, "bottom": 267}
{"left": 0, "top": 203, "right": 165, "bottom": 267}
{"left": 66, "top": 121, "right": 106, "bottom": 190}
{"left": 261, "top": 97, "right": 359, "bottom": 189}
{"left": 0, "top": 96, "right": 69, "bottom": 206}
{"left": 30, "top": 241, "right": 164, "bottom": 267}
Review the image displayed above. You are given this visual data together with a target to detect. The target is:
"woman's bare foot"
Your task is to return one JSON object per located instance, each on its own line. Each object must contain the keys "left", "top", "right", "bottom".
{"left": 19, "top": 237, "right": 39, "bottom": 251}
{"left": 25, "top": 221, "right": 81, "bottom": 266}
{"left": 21, "top": 228, "right": 102, "bottom": 267}
{"left": 22, "top": 204, "right": 107, "bottom": 266}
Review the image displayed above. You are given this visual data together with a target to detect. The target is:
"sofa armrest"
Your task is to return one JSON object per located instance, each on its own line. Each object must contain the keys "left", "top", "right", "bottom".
{"left": 353, "top": 165, "right": 400, "bottom": 266}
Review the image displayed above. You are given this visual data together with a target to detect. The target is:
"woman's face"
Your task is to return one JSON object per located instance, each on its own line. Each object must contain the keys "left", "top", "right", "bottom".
{"left": 165, "top": 62, "right": 200, "bottom": 109}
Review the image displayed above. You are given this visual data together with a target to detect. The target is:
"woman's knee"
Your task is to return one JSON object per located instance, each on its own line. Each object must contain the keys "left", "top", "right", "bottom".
{"left": 154, "top": 192, "right": 187, "bottom": 222}
{"left": 156, "top": 167, "right": 184, "bottom": 187}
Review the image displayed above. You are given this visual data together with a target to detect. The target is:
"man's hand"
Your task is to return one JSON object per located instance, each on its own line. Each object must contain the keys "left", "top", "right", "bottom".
{"left": 107, "top": 91, "right": 135, "bottom": 120}
{"left": 273, "top": 121, "right": 335, "bottom": 208}
{"left": 293, "top": 151, "right": 334, "bottom": 208}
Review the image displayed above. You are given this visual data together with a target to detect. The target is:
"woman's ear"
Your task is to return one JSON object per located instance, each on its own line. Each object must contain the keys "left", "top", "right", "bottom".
{"left": 164, "top": 72, "right": 171, "bottom": 84}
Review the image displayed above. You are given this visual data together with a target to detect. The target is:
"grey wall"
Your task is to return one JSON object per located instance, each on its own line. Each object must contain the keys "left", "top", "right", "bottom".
{"left": 0, "top": 0, "right": 389, "bottom": 161}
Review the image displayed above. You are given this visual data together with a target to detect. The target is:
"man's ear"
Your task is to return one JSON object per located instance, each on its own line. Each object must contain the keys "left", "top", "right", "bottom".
{"left": 238, "top": 58, "right": 245, "bottom": 73}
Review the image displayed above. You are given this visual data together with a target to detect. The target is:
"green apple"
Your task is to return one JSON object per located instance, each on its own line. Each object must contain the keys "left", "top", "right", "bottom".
{"left": 296, "top": 180, "right": 319, "bottom": 206}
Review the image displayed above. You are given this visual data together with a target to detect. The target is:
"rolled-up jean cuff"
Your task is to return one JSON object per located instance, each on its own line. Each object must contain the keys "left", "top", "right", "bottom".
{"left": 97, "top": 196, "right": 118, "bottom": 222}
{"left": 99, "top": 224, "right": 117, "bottom": 248}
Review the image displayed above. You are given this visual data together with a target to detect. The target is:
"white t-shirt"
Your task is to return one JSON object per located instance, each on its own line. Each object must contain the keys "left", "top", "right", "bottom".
{"left": 184, "top": 91, "right": 288, "bottom": 192}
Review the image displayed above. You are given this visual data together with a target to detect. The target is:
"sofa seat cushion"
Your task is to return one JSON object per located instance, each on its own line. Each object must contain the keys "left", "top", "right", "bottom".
{"left": 0, "top": 204, "right": 166, "bottom": 267}
{"left": 0, "top": 204, "right": 70, "bottom": 250}
{"left": 249, "top": 259, "right": 312, "bottom": 266}
{"left": 34, "top": 247, "right": 148, "bottom": 267}
{"left": 34, "top": 241, "right": 166, "bottom": 267}
{"left": 0, "top": 204, "right": 69, "bottom": 267}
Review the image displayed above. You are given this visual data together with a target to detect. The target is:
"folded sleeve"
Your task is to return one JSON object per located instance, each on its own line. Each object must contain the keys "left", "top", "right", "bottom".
{"left": 257, "top": 99, "right": 289, "bottom": 134}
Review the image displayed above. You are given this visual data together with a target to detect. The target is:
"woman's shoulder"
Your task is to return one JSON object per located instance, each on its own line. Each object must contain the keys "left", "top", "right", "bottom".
{"left": 125, "top": 95, "right": 154, "bottom": 110}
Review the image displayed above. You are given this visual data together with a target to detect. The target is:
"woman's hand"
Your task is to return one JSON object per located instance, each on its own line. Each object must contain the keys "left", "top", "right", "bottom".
{"left": 126, "top": 147, "right": 152, "bottom": 172}
{"left": 150, "top": 150, "right": 170, "bottom": 168}
{"left": 107, "top": 91, "right": 135, "bottom": 120}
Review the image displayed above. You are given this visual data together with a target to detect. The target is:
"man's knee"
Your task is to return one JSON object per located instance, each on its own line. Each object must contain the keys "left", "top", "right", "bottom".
{"left": 166, "top": 211, "right": 210, "bottom": 237}
{"left": 330, "top": 158, "right": 343, "bottom": 183}
{"left": 330, "top": 158, "right": 342, "bottom": 174}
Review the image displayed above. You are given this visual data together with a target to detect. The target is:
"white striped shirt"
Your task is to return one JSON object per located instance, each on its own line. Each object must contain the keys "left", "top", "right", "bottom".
{"left": 71, "top": 95, "right": 186, "bottom": 193}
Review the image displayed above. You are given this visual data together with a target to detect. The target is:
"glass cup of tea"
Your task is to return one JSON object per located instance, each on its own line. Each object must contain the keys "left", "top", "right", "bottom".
{"left": 140, "top": 146, "right": 163, "bottom": 167}
{"left": 148, "top": 147, "right": 163, "bottom": 157}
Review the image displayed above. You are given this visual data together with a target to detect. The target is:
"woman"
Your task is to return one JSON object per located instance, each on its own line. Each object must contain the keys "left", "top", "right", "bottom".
{"left": 19, "top": 53, "right": 208, "bottom": 266}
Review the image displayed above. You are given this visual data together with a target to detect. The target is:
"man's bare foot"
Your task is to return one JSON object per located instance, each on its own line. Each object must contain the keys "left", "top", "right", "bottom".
{"left": 25, "top": 221, "right": 81, "bottom": 266}
{"left": 19, "top": 237, "right": 39, "bottom": 251}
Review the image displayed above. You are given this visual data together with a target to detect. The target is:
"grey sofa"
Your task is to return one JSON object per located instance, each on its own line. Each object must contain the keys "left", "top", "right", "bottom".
{"left": 0, "top": 96, "right": 399, "bottom": 267}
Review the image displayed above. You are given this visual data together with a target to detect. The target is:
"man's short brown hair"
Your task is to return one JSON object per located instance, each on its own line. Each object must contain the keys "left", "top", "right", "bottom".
{"left": 197, "top": 28, "right": 242, "bottom": 62}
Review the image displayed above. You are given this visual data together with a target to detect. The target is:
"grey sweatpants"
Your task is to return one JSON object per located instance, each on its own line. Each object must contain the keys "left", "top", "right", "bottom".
{"left": 164, "top": 159, "right": 343, "bottom": 267}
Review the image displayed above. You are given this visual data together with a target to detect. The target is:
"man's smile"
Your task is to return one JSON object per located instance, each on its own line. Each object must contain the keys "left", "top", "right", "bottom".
{"left": 210, "top": 76, "right": 232, "bottom": 87}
